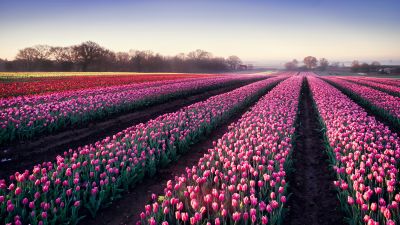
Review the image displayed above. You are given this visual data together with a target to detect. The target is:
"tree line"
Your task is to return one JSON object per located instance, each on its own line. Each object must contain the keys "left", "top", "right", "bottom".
{"left": 284, "top": 56, "right": 381, "bottom": 72}
{"left": 350, "top": 60, "right": 381, "bottom": 73}
{"left": 284, "top": 56, "right": 330, "bottom": 71}
{"left": 0, "top": 41, "right": 246, "bottom": 73}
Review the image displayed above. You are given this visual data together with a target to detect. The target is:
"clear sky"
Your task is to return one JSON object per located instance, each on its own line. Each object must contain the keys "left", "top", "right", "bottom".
{"left": 0, "top": 0, "right": 399, "bottom": 66}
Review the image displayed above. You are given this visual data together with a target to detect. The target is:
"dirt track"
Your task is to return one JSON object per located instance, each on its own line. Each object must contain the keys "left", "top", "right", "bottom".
{"left": 286, "top": 79, "right": 344, "bottom": 225}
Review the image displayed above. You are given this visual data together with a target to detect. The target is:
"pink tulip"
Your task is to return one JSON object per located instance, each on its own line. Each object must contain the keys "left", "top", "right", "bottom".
{"left": 262, "top": 216, "right": 268, "bottom": 224}
{"left": 232, "top": 212, "right": 241, "bottom": 221}
{"left": 14, "top": 187, "right": 22, "bottom": 195}
{"left": 7, "top": 203, "right": 14, "bottom": 212}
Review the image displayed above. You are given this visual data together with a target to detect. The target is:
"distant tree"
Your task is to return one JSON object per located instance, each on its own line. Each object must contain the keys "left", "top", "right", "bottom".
{"left": 226, "top": 55, "right": 242, "bottom": 70}
{"left": 370, "top": 61, "right": 381, "bottom": 71}
{"left": 359, "top": 63, "right": 370, "bottom": 73}
{"left": 95, "top": 49, "right": 116, "bottom": 71}
{"left": 351, "top": 60, "right": 360, "bottom": 72}
{"left": 130, "top": 50, "right": 152, "bottom": 72}
{"left": 115, "top": 52, "right": 130, "bottom": 71}
{"left": 72, "top": 41, "right": 106, "bottom": 71}
{"left": 0, "top": 58, "right": 5, "bottom": 71}
{"left": 51, "top": 47, "right": 74, "bottom": 62}
{"left": 51, "top": 46, "right": 75, "bottom": 70}
{"left": 33, "top": 45, "right": 52, "bottom": 61}
{"left": 331, "top": 62, "right": 340, "bottom": 68}
{"left": 187, "top": 49, "right": 212, "bottom": 60}
{"left": 319, "top": 58, "right": 329, "bottom": 71}
{"left": 303, "top": 56, "right": 318, "bottom": 70}
{"left": 6, "top": 42, "right": 237, "bottom": 73}
{"left": 16, "top": 46, "right": 53, "bottom": 70}
{"left": 16, "top": 47, "right": 39, "bottom": 68}
{"left": 284, "top": 59, "right": 298, "bottom": 70}
{"left": 115, "top": 52, "right": 130, "bottom": 63}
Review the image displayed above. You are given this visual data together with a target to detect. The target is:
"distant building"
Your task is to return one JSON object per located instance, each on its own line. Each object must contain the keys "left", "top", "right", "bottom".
{"left": 379, "top": 67, "right": 395, "bottom": 74}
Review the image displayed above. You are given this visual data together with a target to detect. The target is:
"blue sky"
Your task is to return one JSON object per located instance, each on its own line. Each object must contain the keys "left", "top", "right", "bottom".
{"left": 0, "top": 0, "right": 399, "bottom": 65}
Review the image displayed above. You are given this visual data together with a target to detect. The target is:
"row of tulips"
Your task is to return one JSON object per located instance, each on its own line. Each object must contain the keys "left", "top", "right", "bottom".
{"left": 323, "top": 77, "right": 400, "bottom": 131}
{"left": 137, "top": 75, "right": 303, "bottom": 225}
{"left": 0, "top": 77, "right": 218, "bottom": 109}
{"left": 0, "top": 73, "right": 215, "bottom": 98}
{"left": 0, "top": 74, "right": 287, "bottom": 225}
{"left": 0, "top": 75, "right": 263, "bottom": 145}
{"left": 308, "top": 76, "right": 400, "bottom": 225}
{"left": 340, "top": 77, "right": 400, "bottom": 97}
{"left": 361, "top": 77, "right": 400, "bottom": 88}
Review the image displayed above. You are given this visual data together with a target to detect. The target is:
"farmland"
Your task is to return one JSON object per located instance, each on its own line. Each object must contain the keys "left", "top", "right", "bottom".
{"left": 1, "top": 72, "right": 400, "bottom": 225}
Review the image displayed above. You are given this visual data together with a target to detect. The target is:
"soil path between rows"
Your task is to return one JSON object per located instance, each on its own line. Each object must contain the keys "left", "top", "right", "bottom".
{"left": 286, "top": 79, "right": 344, "bottom": 225}
{"left": 81, "top": 81, "right": 274, "bottom": 225}
{"left": 0, "top": 80, "right": 257, "bottom": 179}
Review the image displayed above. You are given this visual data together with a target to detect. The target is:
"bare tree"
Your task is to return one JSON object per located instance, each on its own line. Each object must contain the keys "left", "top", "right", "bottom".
{"left": 72, "top": 41, "right": 106, "bottom": 71}
{"left": 303, "top": 56, "right": 318, "bottom": 69}
{"left": 370, "top": 61, "right": 381, "bottom": 72}
{"left": 187, "top": 49, "right": 212, "bottom": 60}
{"left": 319, "top": 58, "right": 329, "bottom": 71}
{"left": 16, "top": 47, "right": 41, "bottom": 70}
{"left": 115, "top": 52, "right": 130, "bottom": 63}
{"left": 0, "top": 58, "right": 5, "bottom": 71}
{"left": 284, "top": 59, "right": 299, "bottom": 70}
{"left": 51, "top": 47, "right": 74, "bottom": 62}
{"left": 226, "top": 55, "right": 242, "bottom": 70}
{"left": 351, "top": 60, "right": 360, "bottom": 72}
{"left": 50, "top": 47, "right": 75, "bottom": 70}
{"left": 33, "top": 45, "right": 52, "bottom": 60}
{"left": 16, "top": 47, "right": 38, "bottom": 61}
{"left": 9, "top": 42, "right": 235, "bottom": 73}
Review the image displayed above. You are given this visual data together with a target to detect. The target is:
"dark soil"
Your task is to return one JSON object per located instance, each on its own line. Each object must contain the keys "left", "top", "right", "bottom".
{"left": 0, "top": 80, "right": 257, "bottom": 179}
{"left": 81, "top": 81, "right": 275, "bottom": 225}
{"left": 286, "top": 79, "right": 344, "bottom": 225}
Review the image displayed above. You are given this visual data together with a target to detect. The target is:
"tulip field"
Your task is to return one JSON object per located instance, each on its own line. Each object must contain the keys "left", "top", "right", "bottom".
{"left": 1, "top": 72, "right": 400, "bottom": 225}
{"left": 0, "top": 73, "right": 217, "bottom": 98}
{"left": 0, "top": 75, "right": 266, "bottom": 145}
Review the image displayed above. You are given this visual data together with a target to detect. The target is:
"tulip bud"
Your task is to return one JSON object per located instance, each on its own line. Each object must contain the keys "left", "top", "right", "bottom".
{"left": 15, "top": 187, "right": 22, "bottom": 195}
{"left": 262, "top": 216, "right": 268, "bottom": 224}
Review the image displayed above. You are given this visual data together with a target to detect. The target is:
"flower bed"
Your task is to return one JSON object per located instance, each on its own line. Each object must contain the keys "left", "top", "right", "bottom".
{"left": 340, "top": 77, "right": 400, "bottom": 97}
{"left": 0, "top": 75, "right": 286, "bottom": 225}
{"left": 309, "top": 76, "right": 400, "bottom": 225}
{"left": 137, "top": 76, "right": 303, "bottom": 225}
{"left": 0, "top": 74, "right": 216, "bottom": 98}
{"left": 323, "top": 77, "right": 400, "bottom": 132}
{"left": 0, "top": 76, "right": 263, "bottom": 145}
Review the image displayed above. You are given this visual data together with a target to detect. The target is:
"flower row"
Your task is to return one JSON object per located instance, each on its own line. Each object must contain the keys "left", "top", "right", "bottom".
{"left": 340, "top": 77, "right": 400, "bottom": 97}
{"left": 361, "top": 77, "right": 400, "bottom": 88}
{"left": 0, "top": 77, "right": 202, "bottom": 109}
{"left": 324, "top": 77, "right": 400, "bottom": 121}
{"left": 137, "top": 76, "right": 303, "bottom": 225}
{"left": 308, "top": 76, "right": 400, "bottom": 225}
{"left": 0, "top": 75, "right": 286, "bottom": 225}
{"left": 0, "top": 74, "right": 214, "bottom": 98}
{"left": 0, "top": 76, "right": 260, "bottom": 145}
